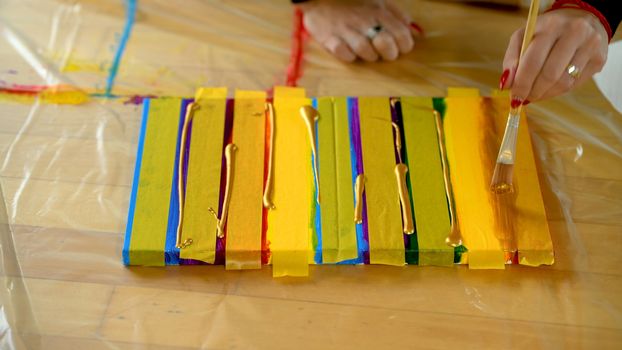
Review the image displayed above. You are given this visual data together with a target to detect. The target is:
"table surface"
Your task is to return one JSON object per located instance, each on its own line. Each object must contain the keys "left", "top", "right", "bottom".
{"left": 0, "top": 0, "right": 621, "bottom": 349}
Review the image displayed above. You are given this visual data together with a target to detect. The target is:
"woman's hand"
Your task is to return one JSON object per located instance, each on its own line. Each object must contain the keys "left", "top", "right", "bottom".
{"left": 501, "top": 8, "right": 609, "bottom": 104}
{"left": 298, "top": 0, "right": 417, "bottom": 62}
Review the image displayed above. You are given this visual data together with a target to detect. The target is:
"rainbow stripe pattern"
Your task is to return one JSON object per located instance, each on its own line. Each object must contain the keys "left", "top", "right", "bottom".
{"left": 123, "top": 87, "right": 554, "bottom": 276}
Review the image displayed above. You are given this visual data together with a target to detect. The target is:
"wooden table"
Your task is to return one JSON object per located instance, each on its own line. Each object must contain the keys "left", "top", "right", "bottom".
{"left": 0, "top": 0, "right": 620, "bottom": 348}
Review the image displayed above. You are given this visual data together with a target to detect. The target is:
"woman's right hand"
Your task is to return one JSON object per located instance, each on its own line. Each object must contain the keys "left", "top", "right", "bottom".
{"left": 500, "top": 8, "right": 609, "bottom": 104}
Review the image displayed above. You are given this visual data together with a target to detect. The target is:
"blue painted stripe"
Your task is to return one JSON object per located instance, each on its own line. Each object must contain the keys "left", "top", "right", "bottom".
{"left": 164, "top": 99, "right": 192, "bottom": 265}
{"left": 105, "top": 0, "right": 137, "bottom": 97}
{"left": 123, "top": 98, "right": 150, "bottom": 265}
{"left": 312, "top": 98, "right": 323, "bottom": 264}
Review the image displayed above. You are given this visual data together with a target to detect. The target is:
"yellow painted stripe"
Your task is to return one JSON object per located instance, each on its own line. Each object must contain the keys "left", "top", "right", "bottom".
{"left": 317, "top": 97, "right": 357, "bottom": 263}
{"left": 0, "top": 86, "right": 89, "bottom": 105}
{"left": 489, "top": 98, "right": 553, "bottom": 266}
{"left": 401, "top": 97, "right": 453, "bottom": 266}
{"left": 179, "top": 87, "right": 228, "bottom": 263}
{"left": 268, "top": 86, "right": 312, "bottom": 276}
{"left": 40, "top": 89, "right": 89, "bottom": 104}
{"left": 225, "top": 90, "right": 266, "bottom": 270}
{"left": 444, "top": 88, "right": 505, "bottom": 269}
{"left": 129, "top": 98, "right": 182, "bottom": 266}
{"left": 358, "top": 97, "right": 404, "bottom": 266}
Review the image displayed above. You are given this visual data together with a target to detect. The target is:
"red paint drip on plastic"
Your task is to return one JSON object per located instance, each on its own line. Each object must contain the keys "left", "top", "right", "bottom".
{"left": 284, "top": 7, "right": 307, "bottom": 87}
{"left": 0, "top": 84, "right": 54, "bottom": 96}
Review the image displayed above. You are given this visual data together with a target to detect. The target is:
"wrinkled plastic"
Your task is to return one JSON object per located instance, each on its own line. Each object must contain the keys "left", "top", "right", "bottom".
{"left": 0, "top": 0, "right": 621, "bottom": 348}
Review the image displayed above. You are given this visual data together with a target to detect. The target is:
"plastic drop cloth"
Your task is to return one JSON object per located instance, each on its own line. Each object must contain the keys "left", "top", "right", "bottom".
{"left": 0, "top": 0, "right": 621, "bottom": 348}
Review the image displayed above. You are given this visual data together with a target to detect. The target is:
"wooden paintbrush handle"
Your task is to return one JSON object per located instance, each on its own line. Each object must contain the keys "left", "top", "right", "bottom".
{"left": 519, "top": 0, "right": 540, "bottom": 59}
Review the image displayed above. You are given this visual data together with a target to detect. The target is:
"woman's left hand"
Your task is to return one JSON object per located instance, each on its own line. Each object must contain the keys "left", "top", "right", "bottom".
{"left": 500, "top": 8, "right": 609, "bottom": 104}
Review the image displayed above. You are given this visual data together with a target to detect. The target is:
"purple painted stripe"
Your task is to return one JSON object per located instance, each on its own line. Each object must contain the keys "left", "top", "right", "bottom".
{"left": 214, "top": 98, "right": 235, "bottom": 265}
{"left": 182, "top": 99, "right": 194, "bottom": 191}
{"left": 180, "top": 98, "right": 232, "bottom": 266}
{"left": 389, "top": 98, "right": 410, "bottom": 249}
{"left": 350, "top": 98, "right": 370, "bottom": 264}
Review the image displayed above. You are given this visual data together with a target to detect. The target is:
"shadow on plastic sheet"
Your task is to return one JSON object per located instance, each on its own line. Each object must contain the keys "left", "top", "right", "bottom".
{"left": 0, "top": 184, "right": 41, "bottom": 349}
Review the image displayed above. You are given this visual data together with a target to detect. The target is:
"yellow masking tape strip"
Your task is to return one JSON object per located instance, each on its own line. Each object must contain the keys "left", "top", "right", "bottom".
{"left": 195, "top": 87, "right": 228, "bottom": 100}
{"left": 447, "top": 87, "right": 480, "bottom": 97}
{"left": 445, "top": 88, "right": 505, "bottom": 269}
{"left": 225, "top": 90, "right": 266, "bottom": 270}
{"left": 491, "top": 89, "right": 510, "bottom": 98}
{"left": 317, "top": 97, "right": 358, "bottom": 263}
{"left": 401, "top": 97, "right": 454, "bottom": 266}
{"left": 490, "top": 97, "right": 553, "bottom": 266}
{"left": 269, "top": 86, "right": 312, "bottom": 276}
{"left": 358, "top": 97, "right": 404, "bottom": 266}
{"left": 180, "top": 87, "right": 228, "bottom": 263}
{"left": 130, "top": 98, "right": 182, "bottom": 266}
{"left": 275, "top": 87, "right": 306, "bottom": 99}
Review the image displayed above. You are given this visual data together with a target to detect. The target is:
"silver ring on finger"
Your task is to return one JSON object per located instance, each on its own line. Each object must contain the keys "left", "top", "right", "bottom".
{"left": 366, "top": 25, "right": 383, "bottom": 40}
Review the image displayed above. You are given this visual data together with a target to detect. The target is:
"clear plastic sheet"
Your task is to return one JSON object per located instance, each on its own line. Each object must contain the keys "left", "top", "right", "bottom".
{"left": 0, "top": 0, "right": 621, "bottom": 348}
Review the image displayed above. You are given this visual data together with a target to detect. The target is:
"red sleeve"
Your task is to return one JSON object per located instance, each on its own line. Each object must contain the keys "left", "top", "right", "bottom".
{"left": 550, "top": 0, "right": 621, "bottom": 41}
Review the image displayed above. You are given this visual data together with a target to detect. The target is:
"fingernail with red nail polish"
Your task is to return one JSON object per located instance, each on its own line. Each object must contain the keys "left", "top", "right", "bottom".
{"left": 499, "top": 69, "right": 510, "bottom": 89}
{"left": 511, "top": 98, "right": 522, "bottom": 109}
{"left": 410, "top": 22, "right": 425, "bottom": 36}
{"left": 523, "top": 100, "right": 531, "bottom": 106}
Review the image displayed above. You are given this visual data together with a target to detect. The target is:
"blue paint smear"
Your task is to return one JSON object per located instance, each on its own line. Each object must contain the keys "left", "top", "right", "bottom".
{"left": 312, "top": 98, "right": 323, "bottom": 264}
{"left": 105, "top": 0, "right": 137, "bottom": 97}
{"left": 163, "top": 99, "right": 192, "bottom": 265}
{"left": 338, "top": 97, "right": 365, "bottom": 264}
{"left": 123, "top": 98, "right": 150, "bottom": 265}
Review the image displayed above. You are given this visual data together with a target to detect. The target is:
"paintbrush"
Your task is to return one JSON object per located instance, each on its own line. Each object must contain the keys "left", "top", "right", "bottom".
{"left": 491, "top": 0, "right": 540, "bottom": 194}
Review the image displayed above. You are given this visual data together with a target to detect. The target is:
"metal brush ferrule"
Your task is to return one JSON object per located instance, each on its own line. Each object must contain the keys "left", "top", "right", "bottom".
{"left": 496, "top": 111, "right": 520, "bottom": 165}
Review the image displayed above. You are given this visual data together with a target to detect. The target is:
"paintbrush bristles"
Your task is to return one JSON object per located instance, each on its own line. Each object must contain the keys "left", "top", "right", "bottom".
{"left": 492, "top": 109, "right": 520, "bottom": 192}
{"left": 490, "top": 163, "right": 514, "bottom": 194}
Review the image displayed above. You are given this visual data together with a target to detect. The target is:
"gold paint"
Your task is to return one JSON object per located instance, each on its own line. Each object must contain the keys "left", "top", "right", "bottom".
{"left": 491, "top": 177, "right": 513, "bottom": 194}
{"left": 389, "top": 98, "right": 397, "bottom": 107}
{"left": 179, "top": 238, "right": 193, "bottom": 248}
{"left": 176, "top": 102, "right": 199, "bottom": 249}
{"left": 354, "top": 174, "right": 365, "bottom": 224}
{"left": 208, "top": 143, "right": 238, "bottom": 238}
{"left": 483, "top": 98, "right": 518, "bottom": 256}
{"left": 391, "top": 122, "right": 403, "bottom": 164}
{"left": 433, "top": 110, "right": 462, "bottom": 247}
{"left": 299, "top": 105, "right": 321, "bottom": 205}
{"left": 389, "top": 117, "right": 414, "bottom": 235}
{"left": 263, "top": 102, "right": 276, "bottom": 209}
{"left": 395, "top": 163, "right": 414, "bottom": 234}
